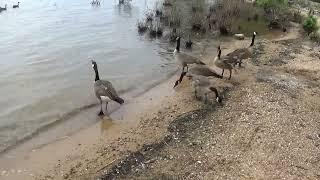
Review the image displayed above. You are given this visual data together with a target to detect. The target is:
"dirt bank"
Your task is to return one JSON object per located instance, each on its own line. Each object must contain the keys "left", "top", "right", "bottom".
{"left": 98, "top": 26, "right": 320, "bottom": 179}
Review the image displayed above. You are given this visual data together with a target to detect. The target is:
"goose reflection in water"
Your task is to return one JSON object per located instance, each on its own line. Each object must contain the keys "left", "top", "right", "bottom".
{"left": 116, "top": 1, "right": 132, "bottom": 17}
{"left": 100, "top": 116, "right": 116, "bottom": 134}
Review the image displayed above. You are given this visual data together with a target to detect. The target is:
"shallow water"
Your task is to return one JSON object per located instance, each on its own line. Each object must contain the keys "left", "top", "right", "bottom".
{"left": 0, "top": 0, "right": 182, "bottom": 153}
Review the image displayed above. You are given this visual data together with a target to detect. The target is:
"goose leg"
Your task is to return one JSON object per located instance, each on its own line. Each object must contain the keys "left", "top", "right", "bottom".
{"left": 221, "top": 69, "right": 224, "bottom": 77}
{"left": 105, "top": 102, "right": 108, "bottom": 112}
{"left": 204, "top": 92, "right": 208, "bottom": 104}
{"left": 194, "top": 88, "right": 197, "bottom": 98}
{"left": 98, "top": 99, "right": 104, "bottom": 116}
{"left": 228, "top": 69, "right": 232, "bottom": 80}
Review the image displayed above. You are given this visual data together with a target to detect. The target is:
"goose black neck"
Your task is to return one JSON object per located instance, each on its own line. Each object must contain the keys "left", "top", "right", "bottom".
{"left": 218, "top": 49, "right": 221, "bottom": 58}
{"left": 250, "top": 34, "right": 256, "bottom": 47}
{"left": 94, "top": 68, "right": 100, "bottom": 81}
{"left": 176, "top": 38, "right": 180, "bottom": 52}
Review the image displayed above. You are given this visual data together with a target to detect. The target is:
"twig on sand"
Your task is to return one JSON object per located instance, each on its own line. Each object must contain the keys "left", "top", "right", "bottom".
{"left": 97, "top": 159, "right": 117, "bottom": 173}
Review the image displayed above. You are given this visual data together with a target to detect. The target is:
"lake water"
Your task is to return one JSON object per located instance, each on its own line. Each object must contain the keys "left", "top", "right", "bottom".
{"left": 0, "top": 0, "right": 181, "bottom": 153}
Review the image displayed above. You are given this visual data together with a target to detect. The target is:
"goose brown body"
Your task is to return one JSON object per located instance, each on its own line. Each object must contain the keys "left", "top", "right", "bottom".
{"left": 225, "top": 32, "right": 256, "bottom": 66}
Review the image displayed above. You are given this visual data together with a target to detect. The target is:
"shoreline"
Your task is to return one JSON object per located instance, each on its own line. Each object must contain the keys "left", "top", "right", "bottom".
{"left": 0, "top": 67, "right": 184, "bottom": 180}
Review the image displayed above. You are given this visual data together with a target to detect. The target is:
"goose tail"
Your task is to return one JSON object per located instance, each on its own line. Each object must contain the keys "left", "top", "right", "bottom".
{"left": 114, "top": 97, "right": 124, "bottom": 104}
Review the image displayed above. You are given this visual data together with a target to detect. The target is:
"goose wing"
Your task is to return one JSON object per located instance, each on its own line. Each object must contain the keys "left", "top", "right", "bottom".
{"left": 226, "top": 48, "right": 250, "bottom": 60}
{"left": 95, "top": 80, "right": 119, "bottom": 100}
{"left": 189, "top": 65, "right": 222, "bottom": 78}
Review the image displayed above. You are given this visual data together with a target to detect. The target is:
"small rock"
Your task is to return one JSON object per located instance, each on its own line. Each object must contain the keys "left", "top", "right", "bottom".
{"left": 169, "top": 155, "right": 173, "bottom": 160}
{"left": 302, "top": 45, "right": 312, "bottom": 51}
{"left": 234, "top": 34, "right": 245, "bottom": 40}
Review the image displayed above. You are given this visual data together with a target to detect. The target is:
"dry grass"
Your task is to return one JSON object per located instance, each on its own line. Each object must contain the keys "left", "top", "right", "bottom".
{"left": 208, "top": 0, "right": 254, "bottom": 34}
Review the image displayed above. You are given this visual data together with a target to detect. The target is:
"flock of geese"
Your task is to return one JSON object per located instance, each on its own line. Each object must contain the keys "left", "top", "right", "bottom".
{"left": 173, "top": 32, "right": 256, "bottom": 103}
{"left": 91, "top": 32, "right": 256, "bottom": 116}
{"left": 0, "top": 2, "right": 20, "bottom": 12}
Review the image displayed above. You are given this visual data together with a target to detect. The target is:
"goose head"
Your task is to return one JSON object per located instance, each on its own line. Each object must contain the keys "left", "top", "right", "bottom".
{"left": 91, "top": 60, "right": 97, "bottom": 70}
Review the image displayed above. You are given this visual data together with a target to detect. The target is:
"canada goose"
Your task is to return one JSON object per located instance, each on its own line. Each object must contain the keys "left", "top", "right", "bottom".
{"left": 214, "top": 46, "right": 233, "bottom": 80}
{"left": 13, "top": 2, "right": 19, "bottom": 8}
{"left": 174, "top": 37, "right": 205, "bottom": 72}
{"left": 91, "top": 60, "right": 124, "bottom": 116}
{"left": 225, "top": 32, "right": 256, "bottom": 67}
{"left": 188, "top": 74, "right": 222, "bottom": 103}
{"left": 173, "top": 63, "right": 222, "bottom": 87}
{"left": 0, "top": 4, "right": 7, "bottom": 11}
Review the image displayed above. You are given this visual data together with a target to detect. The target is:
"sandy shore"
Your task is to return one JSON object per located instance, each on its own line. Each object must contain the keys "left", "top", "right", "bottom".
{"left": 1, "top": 23, "right": 320, "bottom": 180}
{"left": 94, "top": 24, "right": 320, "bottom": 179}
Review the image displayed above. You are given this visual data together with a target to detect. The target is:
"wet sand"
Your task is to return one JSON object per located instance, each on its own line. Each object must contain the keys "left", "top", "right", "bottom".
{"left": 0, "top": 71, "right": 180, "bottom": 179}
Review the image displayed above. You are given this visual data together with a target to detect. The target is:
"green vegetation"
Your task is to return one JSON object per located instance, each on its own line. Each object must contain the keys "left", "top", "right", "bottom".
{"left": 303, "top": 16, "right": 318, "bottom": 34}
{"left": 256, "top": 0, "right": 288, "bottom": 9}
{"left": 309, "top": 31, "right": 320, "bottom": 42}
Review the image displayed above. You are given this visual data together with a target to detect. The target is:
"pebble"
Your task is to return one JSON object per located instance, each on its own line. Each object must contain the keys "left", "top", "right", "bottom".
{"left": 302, "top": 45, "right": 312, "bottom": 51}
{"left": 234, "top": 34, "right": 245, "bottom": 40}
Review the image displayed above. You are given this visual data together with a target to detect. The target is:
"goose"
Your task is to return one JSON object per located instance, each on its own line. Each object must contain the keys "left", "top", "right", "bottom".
{"left": 191, "top": 75, "right": 222, "bottom": 103}
{"left": 225, "top": 32, "right": 256, "bottom": 67}
{"left": 91, "top": 60, "right": 124, "bottom": 116}
{"left": 214, "top": 46, "right": 233, "bottom": 80}
{"left": 188, "top": 74, "right": 222, "bottom": 103}
{"left": 0, "top": 4, "right": 7, "bottom": 11}
{"left": 174, "top": 37, "right": 205, "bottom": 72}
{"left": 173, "top": 51, "right": 223, "bottom": 88}
{"left": 12, "top": 2, "right": 19, "bottom": 8}
{"left": 173, "top": 64, "right": 222, "bottom": 87}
